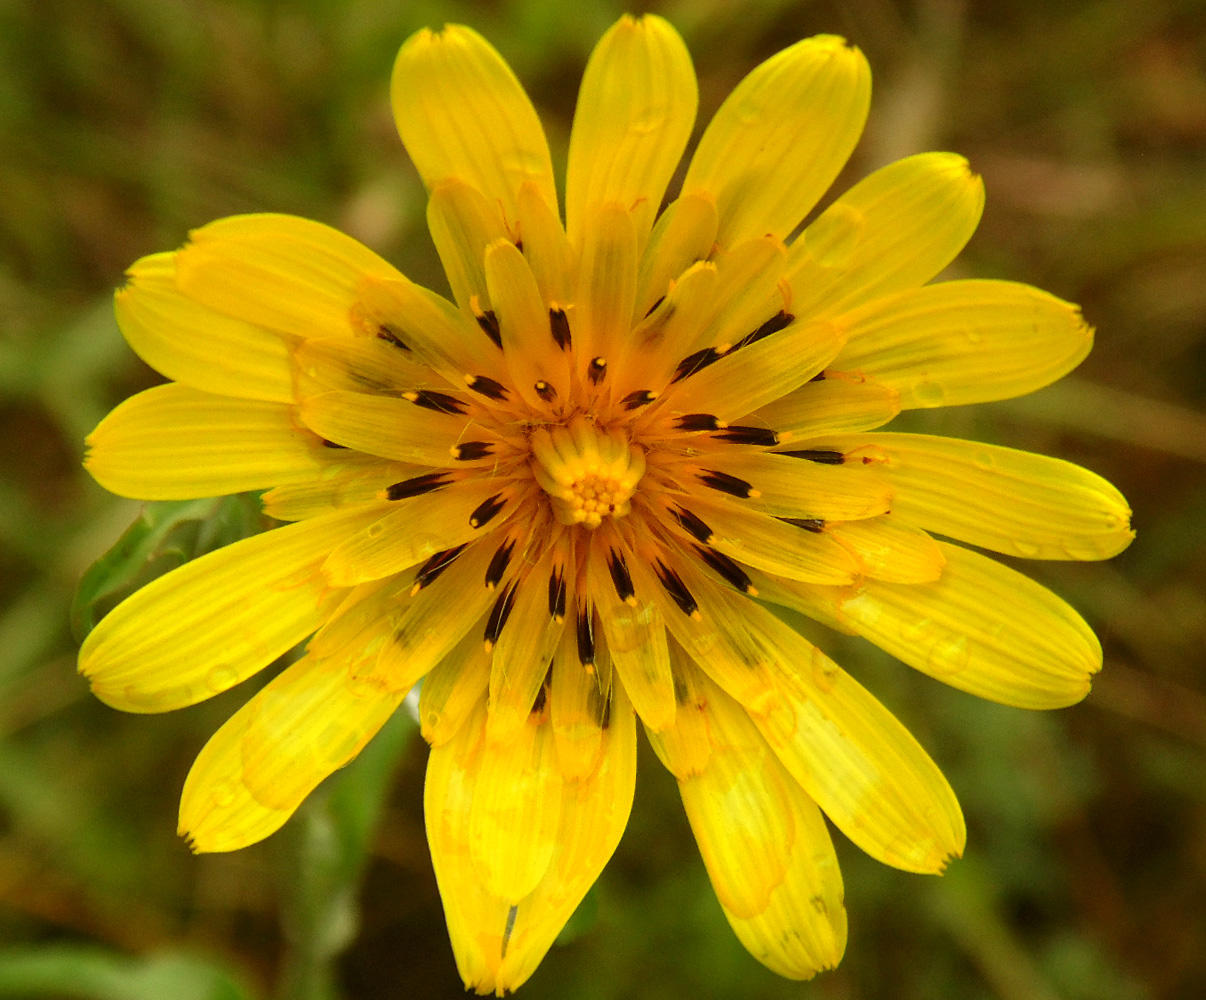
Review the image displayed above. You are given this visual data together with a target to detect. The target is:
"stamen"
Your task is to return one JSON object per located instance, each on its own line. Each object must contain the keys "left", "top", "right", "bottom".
{"left": 671, "top": 346, "right": 725, "bottom": 383}
{"left": 621, "top": 389, "right": 658, "bottom": 410}
{"left": 781, "top": 517, "right": 826, "bottom": 532}
{"left": 411, "top": 544, "right": 468, "bottom": 594}
{"left": 695, "top": 545, "right": 758, "bottom": 596}
{"left": 654, "top": 560, "right": 699, "bottom": 619}
{"left": 779, "top": 449, "right": 846, "bottom": 464}
{"left": 714, "top": 425, "right": 779, "bottom": 447}
{"left": 697, "top": 469, "right": 759, "bottom": 499}
{"left": 474, "top": 307, "right": 503, "bottom": 350}
{"left": 403, "top": 389, "right": 469, "bottom": 415}
{"left": 606, "top": 549, "right": 636, "bottom": 606}
{"left": 534, "top": 380, "right": 557, "bottom": 403}
{"left": 529, "top": 418, "right": 646, "bottom": 529}
{"left": 675, "top": 413, "right": 724, "bottom": 433}
{"left": 547, "top": 568, "right": 567, "bottom": 622}
{"left": 451, "top": 441, "right": 494, "bottom": 461}
{"left": 485, "top": 537, "right": 516, "bottom": 590}
{"left": 385, "top": 471, "right": 452, "bottom": 501}
{"left": 549, "top": 307, "right": 572, "bottom": 350}
{"left": 588, "top": 356, "right": 607, "bottom": 385}
{"left": 464, "top": 375, "right": 510, "bottom": 401}
{"left": 643, "top": 295, "right": 665, "bottom": 319}
{"left": 668, "top": 505, "right": 714, "bottom": 544}
{"left": 320, "top": 438, "right": 348, "bottom": 449}
{"left": 732, "top": 309, "right": 794, "bottom": 351}
{"left": 376, "top": 324, "right": 409, "bottom": 350}
{"left": 484, "top": 579, "right": 519, "bottom": 651}
{"left": 576, "top": 602, "right": 595, "bottom": 666}
{"left": 469, "top": 493, "right": 508, "bottom": 528}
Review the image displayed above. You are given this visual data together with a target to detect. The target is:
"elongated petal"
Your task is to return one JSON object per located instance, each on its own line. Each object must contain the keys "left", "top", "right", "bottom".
{"left": 634, "top": 192, "right": 718, "bottom": 319}
{"left": 419, "top": 627, "right": 492, "bottom": 746}
{"left": 550, "top": 627, "right": 610, "bottom": 780}
{"left": 79, "top": 506, "right": 380, "bottom": 712}
{"left": 426, "top": 688, "right": 636, "bottom": 994}
{"left": 292, "top": 334, "right": 438, "bottom": 397}
{"left": 804, "top": 541, "right": 1102, "bottom": 708}
{"left": 427, "top": 179, "right": 513, "bottom": 316}
{"left": 179, "top": 654, "right": 404, "bottom": 852}
{"left": 671, "top": 672, "right": 847, "bottom": 975}
{"left": 517, "top": 181, "right": 576, "bottom": 308}
{"left": 392, "top": 25, "right": 557, "bottom": 222}
{"left": 750, "top": 373, "right": 901, "bottom": 439}
{"left": 682, "top": 36, "right": 870, "bottom": 245}
{"left": 174, "top": 214, "right": 402, "bottom": 339}
{"left": 85, "top": 383, "right": 329, "bottom": 500}
{"left": 786, "top": 152, "right": 985, "bottom": 320}
{"left": 833, "top": 280, "right": 1093, "bottom": 408}
{"left": 299, "top": 389, "right": 469, "bottom": 465}
{"left": 692, "top": 450, "right": 892, "bottom": 521}
{"left": 807, "top": 432, "right": 1134, "bottom": 560}
{"left": 117, "top": 253, "right": 294, "bottom": 402}
{"left": 828, "top": 515, "right": 946, "bottom": 583}
{"left": 670, "top": 319, "right": 845, "bottom": 421}
{"left": 645, "top": 642, "right": 712, "bottom": 779}
{"left": 574, "top": 202, "right": 639, "bottom": 382}
{"left": 323, "top": 479, "right": 511, "bottom": 587}
{"left": 565, "top": 14, "right": 697, "bottom": 248}
{"left": 262, "top": 461, "right": 421, "bottom": 521}
{"left": 751, "top": 619, "right": 966, "bottom": 872}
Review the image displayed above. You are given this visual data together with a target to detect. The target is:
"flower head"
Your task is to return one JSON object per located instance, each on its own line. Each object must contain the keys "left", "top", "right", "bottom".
{"left": 79, "top": 14, "right": 1133, "bottom": 995}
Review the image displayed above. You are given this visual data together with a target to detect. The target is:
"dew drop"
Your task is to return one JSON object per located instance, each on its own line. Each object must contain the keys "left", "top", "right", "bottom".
{"left": 912, "top": 380, "right": 947, "bottom": 407}
{"left": 212, "top": 782, "right": 238, "bottom": 808}
{"left": 804, "top": 203, "right": 864, "bottom": 269}
{"left": 972, "top": 450, "right": 995, "bottom": 471}
{"left": 367, "top": 521, "right": 386, "bottom": 538}
{"left": 1014, "top": 539, "right": 1042, "bottom": 557}
{"left": 206, "top": 663, "right": 240, "bottom": 693}
{"left": 925, "top": 633, "right": 970, "bottom": 676}
{"left": 900, "top": 617, "right": 933, "bottom": 643}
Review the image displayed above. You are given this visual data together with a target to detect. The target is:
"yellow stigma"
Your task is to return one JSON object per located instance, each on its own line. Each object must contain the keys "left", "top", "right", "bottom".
{"left": 529, "top": 416, "right": 646, "bottom": 529}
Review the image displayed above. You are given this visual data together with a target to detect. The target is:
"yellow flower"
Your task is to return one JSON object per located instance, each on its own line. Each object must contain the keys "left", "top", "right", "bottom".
{"left": 79, "top": 14, "right": 1133, "bottom": 995}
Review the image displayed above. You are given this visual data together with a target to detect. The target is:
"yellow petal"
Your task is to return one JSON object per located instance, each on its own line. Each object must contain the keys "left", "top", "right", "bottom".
{"left": 752, "top": 623, "right": 966, "bottom": 873}
{"left": 550, "top": 627, "right": 610, "bottom": 781}
{"left": 682, "top": 36, "right": 870, "bottom": 245}
{"left": 674, "top": 674, "right": 847, "bottom": 977}
{"left": 633, "top": 191, "right": 718, "bottom": 320}
{"left": 694, "top": 450, "right": 892, "bottom": 521}
{"left": 749, "top": 372, "right": 901, "bottom": 438}
{"left": 419, "top": 627, "right": 492, "bottom": 747}
{"left": 806, "top": 432, "right": 1135, "bottom": 560}
{"left": 323, "top": 479, "right": 510, "bottom": 588}
{"left": 392, "top": 25, "right": 557, "bottom": 224}
{"left": 516, "top": 181, "right": 576, "bottom": 309}
{"left": 291, "top": 334, "right": 438, "bottom": 397}
{"left": 829, "top": 515, "right": 946, "bottom": 583}
{"left": 262, "top": 460, "right": 421, "bottom": 521}
{"left": 669, "top": 318, "right": 845, "bottom": 421}
{"left": 786, "top": 152, "right": 985, "bottom": 320}
{"left": 574, "top": 202, "right": 638, "bottom": 384}
{"left": 179, "top": 653, "right": 404, "bottom": 852}
{"left": 668, "top": 493, "right": 860, "bottom": 586}
{"left": 484, "top": 239, "right": 571, "bottom": 407}
{"left": 487, "top": 546, "right": 565, "bottom": 742}
{"left": 565, "top": 14, "right": 697, "bottom": 249}
{"left": 811, "top": 540, "right": 1103, "bottom": 708}
{"left": 639, "top": 555, "right": 779, "bottom": 717}
{"left": 427, "top": 178, "right": 513, "bottom": 315}
{"left": 426, "top": 687, "right": 637, "bottom": 994}
{"left": 644, "top": 641, "right": 712, "bottom": 779}
{"left": 174, "top": 214, "right": 401, "bottom": 339}
{"left": 833, "top": 280, "right": 1093, "bottom": 408}
{"left": 588, "top": 532, "right": 675, "bottom": 732}
{"left": 85, "top": 383, "right": 329, "bottom": 500}
{"left": 116, "top": 252, "right": 294, "bottom": 403}
{"left": 298, "top": 389, "right": 470, "bottom": 465}
{"left": 470, "top": 714, "right": 563, "bottom": 903}
{"left": 79, "top": 506, "right": 380, "bottom": 713}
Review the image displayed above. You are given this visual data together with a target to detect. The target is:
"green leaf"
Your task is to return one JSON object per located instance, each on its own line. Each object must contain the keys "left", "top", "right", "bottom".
{"left": 0, "top": 947, "right": 258, "bottom": 1000}
{"left": 70, "top": 494, "right": 267, "bottom": 641}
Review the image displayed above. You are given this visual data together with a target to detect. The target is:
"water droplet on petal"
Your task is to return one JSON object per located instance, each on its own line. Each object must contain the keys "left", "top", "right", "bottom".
{"left": 912, "top": 381, "right": 946, "bottom": 407}
{"left": 805, "top": 203, "right": 864, "bottom": 269}
{"left": 206, "top": 664, "right": 239, "bottom": 693}
{"left": 926, "top": 633, "right": 970, "bottom": 676}
{"left": 1014, "top": 539, "right": 1041, "bottom": 557}
{"left": 212, "top": 782, "right": 238, "bottom": 807}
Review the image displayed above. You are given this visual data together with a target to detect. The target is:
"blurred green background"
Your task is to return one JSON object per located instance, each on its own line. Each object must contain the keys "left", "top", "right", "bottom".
{"left": 2, "top": 0, "right": 1205, "bottom": 997}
